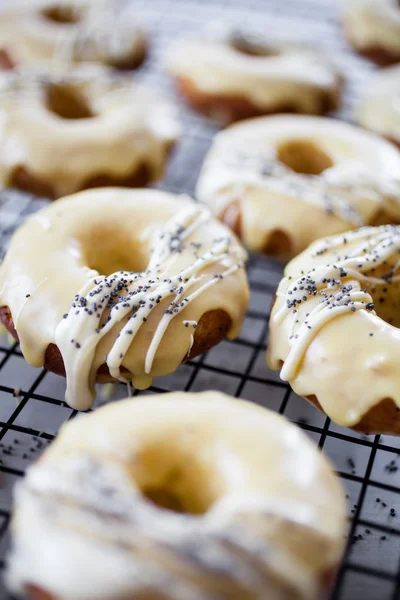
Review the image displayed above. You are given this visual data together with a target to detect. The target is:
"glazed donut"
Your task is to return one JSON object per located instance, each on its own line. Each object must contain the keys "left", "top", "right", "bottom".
{"left": 0, "top": 67, "right": 181, "bottom": 198}
{"left": 357, "top": 65, "right": 400, "bottom": 148}
{"left": 342, "top": 0, "right": 400, "bottom": 65}
{"left": 0, "top": 189, "right": 248, "bottom": 410}
{"left": 167, "top": 30, "right": 341, "bottom": 124}
{"left": 267, "top": 225, "right": 400, "bottom": 434}
{"left": 0, "top": 0, "right": 147, "bottom": 71}
{"left": 196, "top": 115, "right": 400, "bottom": 260}
{"left": 6, "top": 391, "right": 347, "bottom": 600}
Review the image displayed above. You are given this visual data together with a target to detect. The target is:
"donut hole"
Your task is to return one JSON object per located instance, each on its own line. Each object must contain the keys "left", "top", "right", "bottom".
{"left": 46, "top": 84, "right": 94, "bottom": 120}
{"left": 230, "top": 32, "right": 280, "bottom": 57}
{"left": 83, "top": 230, "right": 150, "bottom": 275}
{"left": 142, "top": 487, "right": 187, "bottom": 513}
{"left": 263, "top": 229, "right": 292, "bottom": 257}
{"left": 277, "top": 139, "right": 333, "bottom": 175}
{"left": 133, "top": 445, "right": 224, "bottom": 515}
{"left": 141, "top": 475, "right": 211, "bottom": 515}
{"left": 41, "top": 5, "right": 80, "bottom": 24}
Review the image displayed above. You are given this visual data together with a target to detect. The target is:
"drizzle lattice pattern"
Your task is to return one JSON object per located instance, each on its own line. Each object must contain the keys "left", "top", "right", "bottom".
{"left": 0, "top": 0, "right": 399, "bottom": 599}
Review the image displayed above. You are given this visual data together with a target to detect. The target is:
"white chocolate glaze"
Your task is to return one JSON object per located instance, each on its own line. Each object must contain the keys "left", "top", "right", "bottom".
{"left": 357, "top": 65, "right": 400, "bottom": 146}
{"left": 0, "top": 189, "right": 248, "bottom": 410}
{"left": 167, "top": 31, "right": 341, "bottom": 117}
{"left": 267, "top": 225, "right": 400, "bottom": 429}
{"left": 196, "top": 115, "right": 400, "bottom": 257}
{"left": 0, "top": 0, "right": 146, "bottom": 68}
{"left": 343, "top": 0, "right": 400, "bottom": 57}
{"left": 6, "top": 392, "right": 347, "bottom": 600}
{"left": 0, "top": 67, "right": 181, "bottom": 197}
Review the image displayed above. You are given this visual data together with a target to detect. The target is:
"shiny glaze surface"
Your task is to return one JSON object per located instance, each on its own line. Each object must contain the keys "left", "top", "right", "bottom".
{"left": 0, "top": 189, "right": 249, "bottom": 409}
{"left": 6, "top": 392, "right": 347, "bottom": 600}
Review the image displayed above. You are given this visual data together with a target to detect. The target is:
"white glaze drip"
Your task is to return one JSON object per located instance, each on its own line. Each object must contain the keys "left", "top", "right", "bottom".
{"left": 55, "top": 206, "right": 244, "bottom": 410}
{"left": 275, "top": 227, "right": 400, "bottom": 381}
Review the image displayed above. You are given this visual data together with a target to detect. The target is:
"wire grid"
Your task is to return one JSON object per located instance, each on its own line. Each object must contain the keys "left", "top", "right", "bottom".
{"left": 0, "top": 0, "right": 399, "bottom": 598}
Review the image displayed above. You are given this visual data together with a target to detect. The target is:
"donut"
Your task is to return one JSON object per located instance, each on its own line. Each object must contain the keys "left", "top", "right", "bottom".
{"left": 196, "top": 115, "right": 400, "bottom": 260}
{"left": 0, "top": 67, "right": 181, "bottom": 198}
{"left": 357, "top": 65, "right": 400, "bottom": 148}
{"left": 342, "top": 0, "right": 400, "bottom": 65}
{"left": 267, "top": 224, "right": 400, "bottom": 434}
{"left": 5, "top": 391, "right": 347, "bottom": 600}
{"left": 0, "top": 0, "right": 147, "bottom": 71}
{"left": 0, "top": 189, "right": 249, "bottom": 410}
{"left": 167, "top": 30, "right": 342, "bottom": 124}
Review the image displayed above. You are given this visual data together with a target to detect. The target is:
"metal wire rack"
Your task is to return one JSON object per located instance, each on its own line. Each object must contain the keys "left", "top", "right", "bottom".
{"left": 0, "top": 0, "right": 399, "bottom": 598}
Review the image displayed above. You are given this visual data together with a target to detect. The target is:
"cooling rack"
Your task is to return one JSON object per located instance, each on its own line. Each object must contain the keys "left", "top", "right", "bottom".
{"left": 0, "top": 0, "right": 399, "bottom": 598}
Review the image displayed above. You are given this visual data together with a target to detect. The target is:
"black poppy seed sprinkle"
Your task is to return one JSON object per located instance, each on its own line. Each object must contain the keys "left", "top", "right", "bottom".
{"left": 385, "top": 460, "right": 398, "bottom": 474}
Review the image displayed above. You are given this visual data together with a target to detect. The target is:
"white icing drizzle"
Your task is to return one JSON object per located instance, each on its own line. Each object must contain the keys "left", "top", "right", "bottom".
{"left": 274, "top": 226, "right": 400, "bottom": 381}
{"left": 7, "top": 459, "right": 310, "bottom": 600}
{"left": 6, "top": 393, "right": 347, "bottom": 600}
{"left": 198, "top": 143, "right": 400, "bottom": 226}
{"left": 53, "top": 0, "right": 144, "bottom": 66}
{"left": 0, "top": 0, "right": 146, "bottom": 69}
{"left": 196, "top": 116, "right": 400, "bottom": 255}
{"left": 202, "top": 150, "right": 369, "bottom": 226}
{"left": 0, "top": 66, "right": 181, "bottom": 197}
{"left": 55, "top": 206, "right": 244, "bottom": 410}
{"left": 0, "top": 63, "right": 108, "bottom": 100}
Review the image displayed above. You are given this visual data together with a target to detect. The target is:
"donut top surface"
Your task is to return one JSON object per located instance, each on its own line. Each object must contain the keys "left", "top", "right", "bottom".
{"left": 268, "top": 225, "right": 400, "bottom": 427}
{"left": 0, "top": 189, "right": 248, "bottom": 409}
{"left": 196, "top": 115, "right": 400, "bottom": 254}
{"left": 343, "top": 0, "right": 400, "bottom": 56}
{"left": 167, "top": 30, "right": 340, "bottom": 110}
{"left": 0, "top": 67, "right": 181, "bottom": 197}
{"left": 0, "top": 0, "right": 145, "bottom": 67}
{"left": 357, "top": 64, "right": 400, "bottom": 145}
{"left": 6, "top": 392, "right": 347, "bottom": 600}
